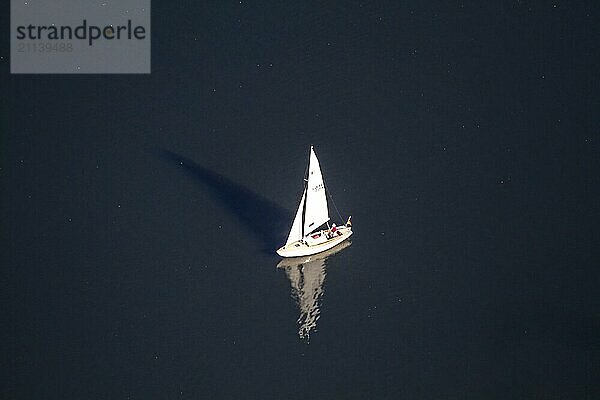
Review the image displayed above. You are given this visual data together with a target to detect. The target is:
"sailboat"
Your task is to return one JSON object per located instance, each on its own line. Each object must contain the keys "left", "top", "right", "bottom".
{"left": 276, "top": 146, "right": 353, "bottom": 258}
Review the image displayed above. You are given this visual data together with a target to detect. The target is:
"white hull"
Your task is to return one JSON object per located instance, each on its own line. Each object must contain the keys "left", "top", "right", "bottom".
{"left": 277, "top": 239, "right": 352, "bottom": 268}
{"left": 276, "top": 226, "right": 353, "bottom": 257}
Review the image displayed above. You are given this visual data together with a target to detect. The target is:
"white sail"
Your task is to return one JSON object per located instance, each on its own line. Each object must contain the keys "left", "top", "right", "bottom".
{"left": 303, "top": 146, "right": 330, "bottom": 235}
{"left": 285, "top": 188, "right": 306, "bottom": 245}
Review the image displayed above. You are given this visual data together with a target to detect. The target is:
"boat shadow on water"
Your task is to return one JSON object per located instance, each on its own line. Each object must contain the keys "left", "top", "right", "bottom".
{"left": 161, "top": 150, "right": 290, "bottom": 253}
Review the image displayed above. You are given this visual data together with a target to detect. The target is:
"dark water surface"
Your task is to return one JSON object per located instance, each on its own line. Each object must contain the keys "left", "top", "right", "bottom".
{"left": 3, "top": 2, "right": 599, "bottom": 399}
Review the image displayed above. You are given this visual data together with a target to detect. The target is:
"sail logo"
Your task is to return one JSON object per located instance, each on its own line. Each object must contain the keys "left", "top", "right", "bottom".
{"left": 312, "top": 183, "right": 324, "bottom": 192}
{"left": 11, "top": 0, "right": 150, "bottom": 74}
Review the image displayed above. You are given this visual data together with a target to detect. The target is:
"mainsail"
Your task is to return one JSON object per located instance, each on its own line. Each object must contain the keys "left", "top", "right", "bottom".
{"left": 303, "top": 147, "right": 330, "bottom": 235}
{"left": 284, "top": 146, "right": 330, "bottom": 244}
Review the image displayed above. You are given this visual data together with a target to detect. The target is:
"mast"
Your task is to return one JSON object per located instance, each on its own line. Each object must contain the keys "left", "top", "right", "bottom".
{"left": 300, "top": 146, "right": 311, "bottom": 238}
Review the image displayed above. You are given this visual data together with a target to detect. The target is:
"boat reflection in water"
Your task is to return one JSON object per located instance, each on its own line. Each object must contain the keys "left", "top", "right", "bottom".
{"left": 277, "top": 240, "right": 352, "bottom": 342}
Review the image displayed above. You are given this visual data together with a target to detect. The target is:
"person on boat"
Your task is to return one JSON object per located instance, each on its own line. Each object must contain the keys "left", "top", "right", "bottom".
{"left": 330, "top": 223, "right": 338, "bottom": 238}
